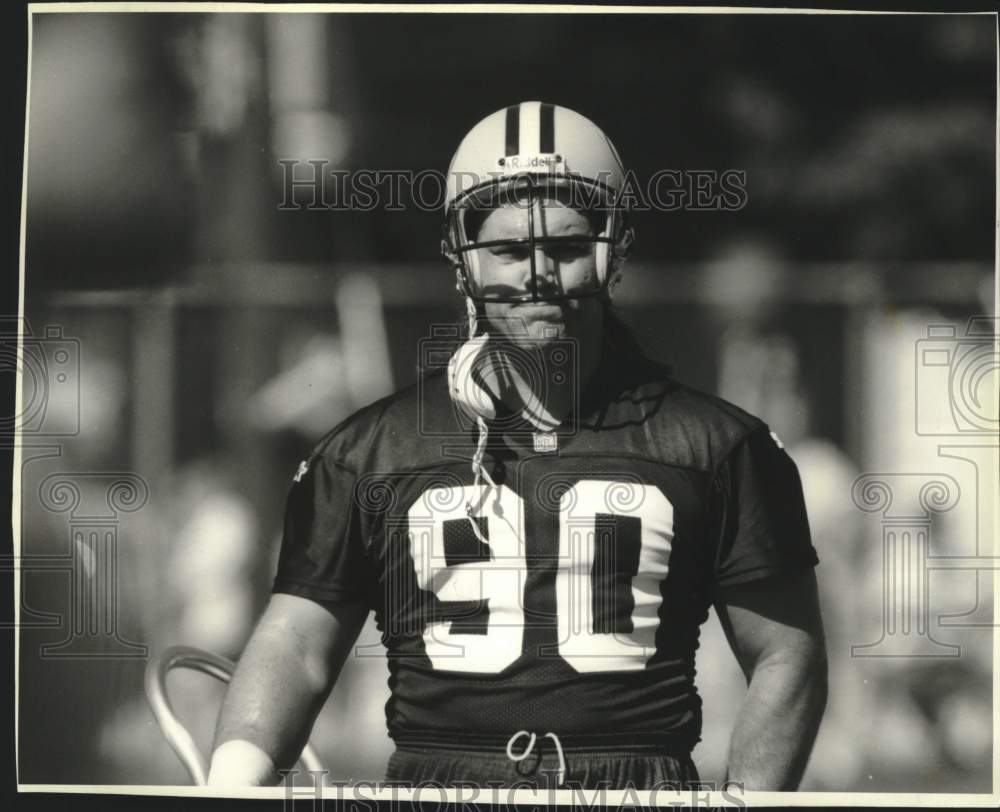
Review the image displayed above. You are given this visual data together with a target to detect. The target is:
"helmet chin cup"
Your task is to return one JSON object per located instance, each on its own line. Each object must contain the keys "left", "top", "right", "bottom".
{"left": 447, "top": 332, "right": 497, "bottom": 422}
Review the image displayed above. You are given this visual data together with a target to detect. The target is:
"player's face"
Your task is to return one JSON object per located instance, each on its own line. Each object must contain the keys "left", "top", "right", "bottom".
{"left": 476, "top": 199, "right": 603, "bottom": 345}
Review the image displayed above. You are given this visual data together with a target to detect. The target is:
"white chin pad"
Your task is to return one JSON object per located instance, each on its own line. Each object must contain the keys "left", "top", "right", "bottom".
{"left": 447, "top": 333, "right": 497, "bottom": 422}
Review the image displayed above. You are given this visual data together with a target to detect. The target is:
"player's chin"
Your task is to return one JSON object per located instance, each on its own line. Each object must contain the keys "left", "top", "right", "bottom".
{"left": 518, "top": 313, "right": 569, "bottom": 344}
{"left": 485, "top": 303, "right": 557, "bottom": 338}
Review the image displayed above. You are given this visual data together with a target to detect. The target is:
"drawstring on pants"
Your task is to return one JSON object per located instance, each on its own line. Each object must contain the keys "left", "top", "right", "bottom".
{"left": 506, "top": 730, "right": 566, "bottom": 787}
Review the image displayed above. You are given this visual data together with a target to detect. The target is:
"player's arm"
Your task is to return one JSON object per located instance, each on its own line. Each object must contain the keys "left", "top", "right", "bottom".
{"left": 714, "top": 567, "right": 828, "bottom": 791}
{"left": 207, "top": 593, "right": 368, "bottom": 786}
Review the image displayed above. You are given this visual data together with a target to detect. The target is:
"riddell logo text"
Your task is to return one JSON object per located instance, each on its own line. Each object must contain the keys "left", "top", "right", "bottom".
{"left": 503, "top": 153, "right": 563, "bottom": 169}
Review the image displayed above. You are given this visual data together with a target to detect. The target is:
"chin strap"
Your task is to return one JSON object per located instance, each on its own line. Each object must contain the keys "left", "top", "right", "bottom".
{"left": 454, "top": 295, "right": 496, "bottom": 546}
{"left": 447, "top": 295, "right": 568, "bottom": 546}
{"left": 464, "top": 291, "right": 478, "bottom": 334}
{"left": 467, "top": 415, "right": 497, "bottom": 544}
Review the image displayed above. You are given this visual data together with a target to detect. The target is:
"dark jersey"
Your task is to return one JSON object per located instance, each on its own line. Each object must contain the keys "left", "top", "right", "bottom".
{"left": 273, "top": 350, "right": 817, "bottom": 752}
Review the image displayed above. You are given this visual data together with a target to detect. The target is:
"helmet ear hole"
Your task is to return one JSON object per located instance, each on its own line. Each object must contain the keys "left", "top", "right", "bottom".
{"left": 618, "top": 225, "right": 636, "bottom": 259}
{"left": 441, "top": 237, "right": 461, "bottom": 269}
{"left": 442, "top": 237, "right": 475, "bottom": 301}
{"left": 604, "top": 224, "right": 635, "bottom": 297}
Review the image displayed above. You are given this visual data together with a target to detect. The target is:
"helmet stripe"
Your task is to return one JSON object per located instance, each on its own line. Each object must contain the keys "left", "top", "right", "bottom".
{"left": 504, "top": 105, "right": 520, "bottom": 157}
{"left": 518, "top": 101, "right": 541, "bottom": 157}
{"left": 539, "top": 102, "right": 555, "bottom": 154}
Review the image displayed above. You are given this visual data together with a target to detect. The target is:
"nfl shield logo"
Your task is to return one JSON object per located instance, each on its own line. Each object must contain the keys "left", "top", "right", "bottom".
{"left": 533, "top": 432, "right": 558, "bottom": 453}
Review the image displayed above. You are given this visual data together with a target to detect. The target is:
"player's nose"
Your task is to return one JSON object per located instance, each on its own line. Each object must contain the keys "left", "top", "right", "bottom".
{"left": 524, "top": 247, "right": 558, "bottom": 293}
{"left": 525, "top": 254, "right": 559, "bottom": 296}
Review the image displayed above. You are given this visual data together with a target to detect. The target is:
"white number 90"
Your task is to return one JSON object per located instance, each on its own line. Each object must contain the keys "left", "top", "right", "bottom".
{"left": 407, "top": 481, "right": 674, "bottom": 674}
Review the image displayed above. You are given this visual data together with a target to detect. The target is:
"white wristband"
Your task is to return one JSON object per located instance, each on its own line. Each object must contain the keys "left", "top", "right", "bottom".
{"left": 207, "top": 739, "right": 278, "bottom": 786}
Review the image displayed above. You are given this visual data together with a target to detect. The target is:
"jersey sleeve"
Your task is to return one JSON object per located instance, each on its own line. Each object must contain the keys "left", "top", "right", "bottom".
{"left": 272, "top": 453, "right": 377, "bottom": 609}
{"left": 710, "top": 425, "right": 818, "bottom": 589}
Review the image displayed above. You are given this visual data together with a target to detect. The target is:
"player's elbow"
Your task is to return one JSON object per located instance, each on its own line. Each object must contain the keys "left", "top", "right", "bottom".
{"left": 802, "top": 642, "right": 828, "bottom": 720}
{"left": 787, "top": 637, "right": 828, "bottom": 723}
{"left": 753, "top": 634, "right": 828, "bottom": 711}
{"left": 252, "top": 618, "right": 334, "bottom": 697}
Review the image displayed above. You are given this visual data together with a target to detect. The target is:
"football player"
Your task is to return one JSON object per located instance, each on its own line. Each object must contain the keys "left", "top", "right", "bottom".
{"left": 207, "top": 102, "right": 827, "bottom": 791}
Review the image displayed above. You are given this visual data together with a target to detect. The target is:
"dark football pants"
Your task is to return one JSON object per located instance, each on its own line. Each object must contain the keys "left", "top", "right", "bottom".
{"left": 385, "top": 744, "right": 700, "bottom": 790}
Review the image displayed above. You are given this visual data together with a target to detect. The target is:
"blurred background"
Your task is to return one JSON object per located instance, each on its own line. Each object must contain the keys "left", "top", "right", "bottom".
{"left": 14, "top": 10, "right": 996, "bottom": 792}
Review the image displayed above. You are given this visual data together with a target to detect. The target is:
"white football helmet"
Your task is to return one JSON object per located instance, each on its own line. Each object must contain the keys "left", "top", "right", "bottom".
{"left": 442, "top": 104, "right": 635, "bottom": 528}
{"left": 443, "top": 101, "right": 635, "bottom": 304}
